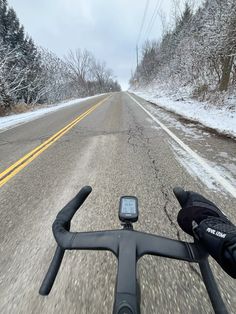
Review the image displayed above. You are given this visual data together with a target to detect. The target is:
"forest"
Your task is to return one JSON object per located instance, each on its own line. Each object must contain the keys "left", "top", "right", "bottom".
{"left": 130, "top": 0, "right": 236, "bottom": 103}
{"left": 0, "top": 0, "right": 120, "bottom": 115}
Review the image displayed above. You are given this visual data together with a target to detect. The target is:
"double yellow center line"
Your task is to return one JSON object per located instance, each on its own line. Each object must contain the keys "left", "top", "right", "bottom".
{"left": 0, "top": 96, "right": 110, "bottom": 188}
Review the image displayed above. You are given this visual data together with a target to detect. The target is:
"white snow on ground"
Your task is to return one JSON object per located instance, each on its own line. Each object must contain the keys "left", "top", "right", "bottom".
{"left": 0, "top": 94, "right": 105, "bottom": 132}
{"left": 146, "top": 104, "right": 205, "bottom": 140}
{"left": 169, "top": 140, "right": 236, "bottom": 196}
{"left": 131, "top": 89, "right": 236, "bottom": 138}
{"left": 144, "top": 96, "right": 236, "bottom": 188}
{"left": 127, "top": 92, "right": 236, "bottom": 197}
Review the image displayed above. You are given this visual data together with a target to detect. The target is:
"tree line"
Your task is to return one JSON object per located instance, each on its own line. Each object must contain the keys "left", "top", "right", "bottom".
{"left": 130, "top": 0, "right": 236, "bottom": 100}
{"left": 0, "top": 0, "right": 120, "bottom": 115}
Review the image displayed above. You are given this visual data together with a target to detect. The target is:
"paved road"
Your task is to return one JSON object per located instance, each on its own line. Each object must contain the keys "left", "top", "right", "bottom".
{"left": 0, "top": 92, "right": 235, "bottom": 313}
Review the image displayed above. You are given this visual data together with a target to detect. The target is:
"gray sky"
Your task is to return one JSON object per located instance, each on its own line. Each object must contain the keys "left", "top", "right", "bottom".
{"left": 8, "top": 0, "right": 178, "bottom": 90}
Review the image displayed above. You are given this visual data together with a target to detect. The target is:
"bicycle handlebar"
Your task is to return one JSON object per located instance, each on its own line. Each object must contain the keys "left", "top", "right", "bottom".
{"left": 39, "top": 186, "right": 92, "bottom": 295}
{"left": 39, "top": 246, "right": 65, "bottom": 295}
{"left": 54, "top": 185, "right": 92, "bottom": 223}
{"left": 52, "top": 185, "right": 92, "bottom": 249}
{"left": 39, "top": 186, "right": 228, "bottom": 314}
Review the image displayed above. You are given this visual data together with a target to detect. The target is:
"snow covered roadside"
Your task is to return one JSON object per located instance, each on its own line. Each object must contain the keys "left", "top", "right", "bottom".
{"left": 131, "top": 89, "right": 236, "bottom": 139}
{"left": 0, "top": 94, "right": 105, "bottom": 132}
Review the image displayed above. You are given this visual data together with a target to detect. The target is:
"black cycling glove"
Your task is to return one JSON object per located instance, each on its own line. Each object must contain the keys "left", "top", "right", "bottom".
{"left": 173, "top": 187, "right": 236, "bottom": 278}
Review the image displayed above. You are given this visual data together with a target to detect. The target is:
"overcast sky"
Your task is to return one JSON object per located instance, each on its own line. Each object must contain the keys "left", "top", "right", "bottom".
{"left": 7, "top": 0, "right": 181, "bottom": 90}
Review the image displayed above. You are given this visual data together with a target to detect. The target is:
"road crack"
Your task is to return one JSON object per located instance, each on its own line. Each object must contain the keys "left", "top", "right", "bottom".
{"left": 147, "top": 148, "right": 202, "bottom": 279}
{"left": 127, "top": 118, "right": 202, "bottom": 279}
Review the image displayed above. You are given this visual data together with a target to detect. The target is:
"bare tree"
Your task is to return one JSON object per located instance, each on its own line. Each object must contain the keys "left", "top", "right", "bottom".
{"left": 64, "top": 49, "right": 120, "bottom": 96}
{"left": 64, "top": 49, "right": 95, "bottom": 96}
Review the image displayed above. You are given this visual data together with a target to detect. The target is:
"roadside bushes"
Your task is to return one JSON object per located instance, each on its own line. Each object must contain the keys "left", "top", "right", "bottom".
{"left": 130, "top": 0, "right": 236, "bottom": 102}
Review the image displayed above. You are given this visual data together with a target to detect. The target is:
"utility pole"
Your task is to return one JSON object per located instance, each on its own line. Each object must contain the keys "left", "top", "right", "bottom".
{"left": 136, "top": 44, "right": 139, "bottom": 69}
{"left": 136, "top": 44, "right": 139, "bottom": 84}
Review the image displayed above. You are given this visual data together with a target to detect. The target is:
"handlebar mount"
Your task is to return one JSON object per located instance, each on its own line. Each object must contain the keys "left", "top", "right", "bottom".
{"left": 39, "top": 186, "right": 228, "bottom": 314}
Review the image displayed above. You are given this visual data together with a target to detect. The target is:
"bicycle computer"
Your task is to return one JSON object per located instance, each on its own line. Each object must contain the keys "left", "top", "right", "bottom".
{"left": 119, "top": 196, "right": 138, "bottom": 223}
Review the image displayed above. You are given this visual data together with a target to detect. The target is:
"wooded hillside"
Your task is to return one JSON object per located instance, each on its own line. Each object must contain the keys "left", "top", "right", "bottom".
{"left": 0, "top": 0, "right": 120, "bottom": 115}
{"left": 130, "top": 0, "right": 236, "bottom": 102}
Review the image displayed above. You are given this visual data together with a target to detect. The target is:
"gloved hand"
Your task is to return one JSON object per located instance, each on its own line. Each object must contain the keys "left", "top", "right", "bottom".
{"left": 173, "top": 187, "right": 236, "bottom": 278}
{"left": 173, "top": 187, "right": 228, "bottom": 236}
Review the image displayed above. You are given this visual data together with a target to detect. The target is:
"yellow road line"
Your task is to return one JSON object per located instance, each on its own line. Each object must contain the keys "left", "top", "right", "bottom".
{"left": 0, "top": 96, "right": 110, "bottom": 188}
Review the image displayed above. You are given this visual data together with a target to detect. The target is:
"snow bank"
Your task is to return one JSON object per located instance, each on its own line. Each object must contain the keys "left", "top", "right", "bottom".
{"left": 131, "top": 88, "right": 236, "bottom": 138}
{"left": 0, "top": 94, "right": 105, "bottom": 132}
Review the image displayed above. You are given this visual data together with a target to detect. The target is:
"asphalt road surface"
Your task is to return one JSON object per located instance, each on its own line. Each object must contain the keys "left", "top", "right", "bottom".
{"left": 0, "top": 92, "right": 236, "bottom": 313}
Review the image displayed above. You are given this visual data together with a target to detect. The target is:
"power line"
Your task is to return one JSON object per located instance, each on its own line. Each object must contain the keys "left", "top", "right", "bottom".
{"left": 143, "top": 0, "right": 162, "bottom": 41}
{"left": 136, "top": 0, "right": 150, "bottom": 45}
{"left": 144, "top": 0, "right": 161, "bottom": 40}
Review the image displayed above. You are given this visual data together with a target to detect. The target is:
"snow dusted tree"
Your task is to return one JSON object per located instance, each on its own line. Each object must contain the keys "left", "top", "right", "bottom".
{"left": 92, "top": 60, "right": 110, "bottom": 93}
{"left": 0, "top": 41, "right": 42, "bottom": 111}
{"left": 91, "top": 59, "right": 120, "bottom": 93}
{"left": 131, "top": 0, "right": 236, "bottom": 98}
{"left": 0, "top": 0, "right": 8, "bottom": 43}
{"left": 0, "top": 0, "right": 120, "bottom": 115}
{"left": 0, "top": 43, "right": 15, "bottom": 111}
{"left": 64, "top": 49, "right": 95, "bottom": 97}
{"left": 0, "top": 0, "right": 44, "bottom": 112}
{"left": 216, "top": 0, "right": 236, "bottom": 91}
{"left": 64, "top": 49, "right": 120, "bottom": 96}
{"left": 139, "top": 41, "right": 160, "bottom": 84}
{"left": 38, "top": 49, "right": 74, "bottom": 103}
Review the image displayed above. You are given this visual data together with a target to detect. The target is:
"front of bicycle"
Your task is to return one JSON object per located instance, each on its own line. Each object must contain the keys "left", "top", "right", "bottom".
{"left": 39, "top": 186, "right": 228, "bottom": 314}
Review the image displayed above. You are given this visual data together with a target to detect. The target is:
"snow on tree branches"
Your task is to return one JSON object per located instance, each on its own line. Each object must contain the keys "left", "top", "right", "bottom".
{"left": 0, "top": 0, "right": 121, "bottom": 115}
{"left": 130, "top": 0, "right": 236, "bottom": 101}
